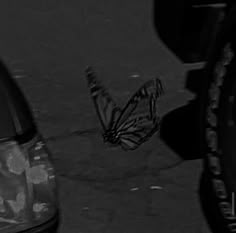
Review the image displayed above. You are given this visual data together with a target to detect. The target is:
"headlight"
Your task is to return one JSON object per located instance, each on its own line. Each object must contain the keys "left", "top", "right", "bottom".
{"left": 0, "top": 134, "right": 58, "bottom": 233}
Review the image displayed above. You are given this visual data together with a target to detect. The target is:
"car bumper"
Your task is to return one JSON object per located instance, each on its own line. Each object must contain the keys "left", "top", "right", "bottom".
{"left": 17, "top": 211, "right": 60, "bottom": 233}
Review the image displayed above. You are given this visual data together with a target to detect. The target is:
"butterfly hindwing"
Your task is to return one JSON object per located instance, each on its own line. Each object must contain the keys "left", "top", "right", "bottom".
{"left": 119, "top": 122, "right": 161, "bottom": 150}
{"left": 85, "top": 67, "right": 121, "bottom": 131}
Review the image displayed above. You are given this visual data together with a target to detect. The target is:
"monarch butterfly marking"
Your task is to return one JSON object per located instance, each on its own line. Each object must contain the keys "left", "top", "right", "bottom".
{"left": 85, "top": 66, "right": 164, "bottom": 150}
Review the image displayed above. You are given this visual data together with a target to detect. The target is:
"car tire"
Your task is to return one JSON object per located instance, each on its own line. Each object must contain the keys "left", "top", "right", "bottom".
{"left": 199, "top": 5, "right": 236, "bottom": 233}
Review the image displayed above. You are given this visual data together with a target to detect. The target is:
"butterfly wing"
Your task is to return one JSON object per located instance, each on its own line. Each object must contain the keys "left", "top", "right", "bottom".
{"left": 115, "top": 78, "right": 164, "bottom": 150}
{"left": 85, "top": 66, "right": 121, "bottom": 131}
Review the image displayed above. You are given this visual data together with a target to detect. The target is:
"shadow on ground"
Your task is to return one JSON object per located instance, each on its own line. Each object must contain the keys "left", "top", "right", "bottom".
{"left": 160, "top": 68, "right": 205, "bottom": 161}
{"left": 160, "top": 67, "right": 231, "bottom": 233}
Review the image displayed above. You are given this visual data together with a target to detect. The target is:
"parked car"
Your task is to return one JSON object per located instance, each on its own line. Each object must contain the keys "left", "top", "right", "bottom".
{"left": 0, "top": 60, "right": 60, "bottom": 233}
{"left": 154, "top": 1, "right": 236, "bottom": 232}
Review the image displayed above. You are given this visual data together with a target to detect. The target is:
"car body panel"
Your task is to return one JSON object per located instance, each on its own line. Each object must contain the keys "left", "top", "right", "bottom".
{"left": 0, "top": 61, "right": 35, "bottom": 139}
{"left": 0, "top": 61, "right": 59, "bottom": 232}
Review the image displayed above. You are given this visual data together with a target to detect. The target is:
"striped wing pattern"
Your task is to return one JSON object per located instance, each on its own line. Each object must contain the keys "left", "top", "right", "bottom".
{"left": 85, "top": 66, "right": 164, "bottom": 150}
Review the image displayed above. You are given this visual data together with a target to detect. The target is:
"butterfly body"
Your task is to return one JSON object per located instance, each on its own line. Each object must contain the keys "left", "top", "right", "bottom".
{"left": 85, "top": 66, "right": 164, "bottom": 151}
{"left": 103, "top": 129, "right": 121, "bottom": 144}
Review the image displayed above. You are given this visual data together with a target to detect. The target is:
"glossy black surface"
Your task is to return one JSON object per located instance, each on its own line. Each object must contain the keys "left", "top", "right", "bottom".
{"left": 0, "top": 60, "right": 36, "bottom": 139}
{"left": 153, "top": 0, "right": 228, "bottom": 62}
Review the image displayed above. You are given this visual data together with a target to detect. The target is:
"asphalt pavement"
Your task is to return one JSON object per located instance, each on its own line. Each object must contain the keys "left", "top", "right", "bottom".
{"left": 0, "top": 1, "right": 212, "bottom": 232}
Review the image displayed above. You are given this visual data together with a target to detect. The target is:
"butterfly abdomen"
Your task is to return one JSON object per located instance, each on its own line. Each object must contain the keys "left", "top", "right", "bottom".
{"left": 103, "top": 129, "right": 121, "bottom": 145}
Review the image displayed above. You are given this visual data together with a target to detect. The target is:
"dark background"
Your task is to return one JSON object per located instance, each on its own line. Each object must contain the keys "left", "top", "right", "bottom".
{"left": 0, "top": 1, "right": 211, "bottom": 232}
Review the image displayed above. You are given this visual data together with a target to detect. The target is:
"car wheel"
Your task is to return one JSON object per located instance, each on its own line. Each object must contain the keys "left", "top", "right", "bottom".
{"left": 200, "top": 5, "right": 236, "bottom": 232}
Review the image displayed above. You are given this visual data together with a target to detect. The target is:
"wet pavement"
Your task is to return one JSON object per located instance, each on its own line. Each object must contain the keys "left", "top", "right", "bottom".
{"left": 0, "top": 0, "right": 211, "bottom": 232}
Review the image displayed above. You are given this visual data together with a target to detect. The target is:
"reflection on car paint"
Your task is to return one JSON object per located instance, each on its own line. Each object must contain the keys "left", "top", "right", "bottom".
{"left": 7, "top": 189, "right": 26, "bottom": 214}
{"left": 6, "top": 147, "right": 28, "bottom": 175}
{"left": 207, "top": 106, "right": 217, "bottom": 127}
{"left": 207, "top": 153, "right": 221, "bottom": 175}
{"left": 219, "top": 201, "right": 236, "bottom": 220}
{"left": 206, "top": 43, "right": 236, "bottom": 231}
{"left": 214, "top": 61, "right": 226, "bottom": 86}
{"left": 33, "top": 203, "right": 48, "bottom": 213}
{"left": 0, "top": 136, "right": 58, "bottom": 232}
{"left": 27, "top": 165, "right": 48, "bottom": 184}
{"left": 213, "top": 178, "right": 228, "bottom": 199}
{"left": 206, "top": 128, "right": 218, "bottom": 152}
{"left": 222, "top": 43, "right": 234, "bottom": 66}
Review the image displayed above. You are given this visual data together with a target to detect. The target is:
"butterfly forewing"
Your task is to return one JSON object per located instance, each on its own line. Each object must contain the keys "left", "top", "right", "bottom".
{"left": 115, "top": 78, "right": 164, "bottom": 150}
{"left": 115, "top": 78, "right": 163, "bottom": 130}
{"left": 86, "top": 67, "right": 121, "bottom": 131}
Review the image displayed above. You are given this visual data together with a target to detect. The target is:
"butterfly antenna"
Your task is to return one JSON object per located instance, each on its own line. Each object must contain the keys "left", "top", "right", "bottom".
{"left": 156, "top": 78, "right": 165, "bottom": 96}
{"left": 85, "top": 66, "right": 93, "bottom": 74}
{"left": 85, "top": 66, "right": 97, "bottom": 83}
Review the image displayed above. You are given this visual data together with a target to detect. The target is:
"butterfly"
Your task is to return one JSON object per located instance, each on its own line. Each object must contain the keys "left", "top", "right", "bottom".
{"left": 85, "top": 66, "right": 164, "bottom": 150}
